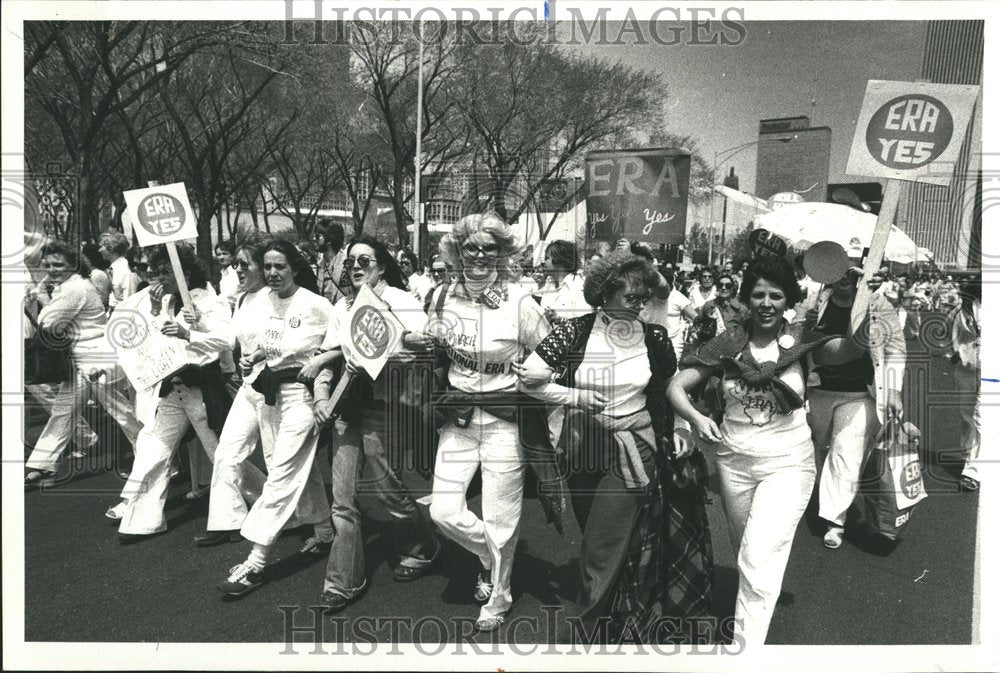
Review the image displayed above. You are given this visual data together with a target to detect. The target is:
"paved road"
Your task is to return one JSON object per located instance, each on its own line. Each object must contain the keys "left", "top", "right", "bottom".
{"left": 21, "top": 330, "right": 978, "bottom": 646}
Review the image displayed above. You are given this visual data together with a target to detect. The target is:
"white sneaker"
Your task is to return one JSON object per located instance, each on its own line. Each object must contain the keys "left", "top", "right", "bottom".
{"left": 824, "top": 526, "right": 844, "bottom": 549}
{"left": 105, "top": 500, "right": 127, "bottom": 521}
{"left": 217, "top": 561, "right": 265, "bottom": 596}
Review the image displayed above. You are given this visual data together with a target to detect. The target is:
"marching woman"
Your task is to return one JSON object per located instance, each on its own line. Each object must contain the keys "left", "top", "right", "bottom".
{"left": 516, "top": 250, "right": 714, "bottom": 642}
{"left": 944, "top": 276, "right": 981, "bottom": 491}
{"left": 214, "top": 239, "right": 333, "bottom": 597}
{"left": 193, "top": 238, "right": 274, "bottom": 547}
{"left": 426, "top": 212, "right": 552, "bottom": 633}
{"left": 668, "top": 256, "right": 869, "bottom": 645}
{"left": 24, "top": 240, "right": 142, "bottom": 486}
{"left": 309, "top": 237, "right": 440, "bottom": 612}
{"left": 115, "top": 243, "right": 233, "bottom": 542}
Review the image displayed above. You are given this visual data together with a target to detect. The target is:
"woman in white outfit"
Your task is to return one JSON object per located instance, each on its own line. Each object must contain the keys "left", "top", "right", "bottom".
{"left": 192, "top": 238, "right": 275, "bottom": 547}
{"left": 310, "top": 237, "right": 440, "bottom": 613}
{"left": 807, "top": 270, "right": 905, "bottom": 549}
{"left": 669, "top": 256, "right": 868, "bottom": 646}
{"left": 115, "top": 244, "right": 233, "bottom": 542}
{"left": 24, "top": 240, "right": 142, "bottom": 487}
{"left": 426, "top": 213, "right": 551, "bottom": 633}
{"left": 944, "top": 277, "right": 981, "bottom": 491}
{"left": 215, "top": 239, "right": 335, "bottom": 597}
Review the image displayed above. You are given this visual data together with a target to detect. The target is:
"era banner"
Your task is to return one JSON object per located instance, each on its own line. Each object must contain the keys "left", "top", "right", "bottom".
{"left": 584, "top": 148, "right": 690, "bottom": 245}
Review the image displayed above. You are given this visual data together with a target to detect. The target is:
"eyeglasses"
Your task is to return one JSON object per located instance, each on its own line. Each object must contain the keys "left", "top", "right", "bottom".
{"left": 431, "top": 268, "right": 448, "bottom": 275}
{"left": 344, "top": 255, "right": 374, "bottom": 269}
{"left": 460, "top": 242, "right": 500, "bottom": 258}
{"left": 717, "top": 282, "right": 733, "bottom": 290}
{"left": 623, "top": 292, "right": 653, "bottom": 307}
{"left": 233, "top": 260, "right": 251, "bottom": 271}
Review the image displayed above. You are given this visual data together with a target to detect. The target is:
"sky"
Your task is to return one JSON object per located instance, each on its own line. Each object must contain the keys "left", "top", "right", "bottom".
{"left": 562, "top": 20, "right": 928, "bottom": 192}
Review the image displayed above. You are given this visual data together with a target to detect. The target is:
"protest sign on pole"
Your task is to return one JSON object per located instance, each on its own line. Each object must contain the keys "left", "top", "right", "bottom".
{"left": 122, "top": 182, "right": 198, "bottom": 307}
{"left": 328, "top": 284, "right": 408, "bottom": 413}
{"left": 584, "top": 148, "right": 690, "bottom": 245}
{"left": 844, "top": 80, "right": 979, "bottom": 331}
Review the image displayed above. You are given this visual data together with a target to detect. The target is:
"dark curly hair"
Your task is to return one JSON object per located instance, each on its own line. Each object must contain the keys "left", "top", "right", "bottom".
{"left": 738, "top": 256, "right": 801, "bottom": 308}
{"left": 262, "top": 239, "right": 320, "bottom": 295}
{"left": 146, "top": 242, "right": 209, "bottom": 290}
{"left": 347, "top": 237, "right": 407, "bottom": 292}
{"left": 545, "top": 240, "right": 578, "bottom": 274}
{"left": 583, "top": 250, "right": 660, "bottom": 308}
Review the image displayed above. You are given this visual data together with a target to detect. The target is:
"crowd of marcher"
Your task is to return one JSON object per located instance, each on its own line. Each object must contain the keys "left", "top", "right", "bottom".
{"left": 22, "top": 216, "right": 982, "bottom": 644}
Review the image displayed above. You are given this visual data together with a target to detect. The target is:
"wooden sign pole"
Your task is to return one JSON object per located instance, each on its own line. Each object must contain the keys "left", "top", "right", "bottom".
{"left": 850, "top": 179, "right": 902, "bottom": 333}
{"left": 145, "top": 179, "right": 193, "bottom": 308}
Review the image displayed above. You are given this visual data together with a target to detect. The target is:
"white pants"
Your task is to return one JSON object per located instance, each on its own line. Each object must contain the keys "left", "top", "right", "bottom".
{"left": 118, "top": 384, "right": 219, "bottom": 535}
{"left": 239, "top": 383, "right": 327, "bottom": 547}
{"left": 715, "top": 443, "right": 816, "bottom": 646}
{"left": 808, "top": 390, "right": 881, "bottom": 527}
{"left": 954, "top": 365, "right": 981, "bottom": 480}
{"left": 206, "top": 385, "right": 270, "bottom": 531}
{"left": 429, "top": 413, "right": 524, "bottom": 620}
{"left": 25, "top": 382, "right": 98, "bottom": 450}
{"left": 27, "top": 365, "right": 141, "bottom": 473}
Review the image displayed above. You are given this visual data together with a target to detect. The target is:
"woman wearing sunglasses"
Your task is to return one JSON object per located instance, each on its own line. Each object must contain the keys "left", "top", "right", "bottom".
{"left": 213, "top": 239, "right": 335, "bottom": 597}
{"left": 307, "top": 237, "right": 440, "bottom": 613}
{"left": 422, "top": 255, "right": 452, "bottom": 313}
{"left": 425, "top": 212, "right": 553, "bottom": 633}
{"left": 515, "top": 250, "right": 714, "bottom": 643}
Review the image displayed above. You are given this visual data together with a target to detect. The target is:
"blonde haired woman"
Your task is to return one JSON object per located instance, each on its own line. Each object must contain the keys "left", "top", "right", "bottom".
{"left": 426, "top": 212, "right": 552, "bottom": 632}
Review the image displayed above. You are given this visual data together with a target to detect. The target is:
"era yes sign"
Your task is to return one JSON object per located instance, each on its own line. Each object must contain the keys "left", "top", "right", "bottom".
{"left": 847, "top": 80, "right": 979, "bottom": 186}
{"left": 123, "top": 182, "right": 198, "bottom": 246}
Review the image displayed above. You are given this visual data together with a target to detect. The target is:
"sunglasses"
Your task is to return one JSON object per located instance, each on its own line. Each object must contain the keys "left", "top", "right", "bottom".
{"left": 460, "top": 242, "right": 500, "bottom": 258}
{"left": 717, "top": 282, "right": 733, "bottom": 290}
{"left": 431, "top": 268, "right": 448, "bottom": 275}
{"left": 344, "top": 255, "right": 375, "bottom": 269}
{"left": 623, "top": 292, "right": 653, "bottom": 307}
{"left": 233, "top": 260, "right": 252, "bottom": 271}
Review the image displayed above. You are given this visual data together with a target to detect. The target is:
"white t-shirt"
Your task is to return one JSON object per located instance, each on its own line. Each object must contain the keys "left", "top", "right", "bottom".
{"left": 718, "top": 340, "right": 813, "bottom": 457}
{"left": 689, "top": 285, "right": 716, "bottom": 310}
{"left": 108, "top": 256, "right": 134, "bottom": 310}
{"left": 574, "top": 312, "right": 651, "bottom": 417}
{"left": 539, "top": 273, "right": 590, "bottom": 320}
{"left": 432, "top": 283, "right": 550, "bottom": 396}
{"left": 235, "top": 287, "right": 335, "bottom": 382}
{"left": 641, "top": 288, "right": 691, "bottom": 342}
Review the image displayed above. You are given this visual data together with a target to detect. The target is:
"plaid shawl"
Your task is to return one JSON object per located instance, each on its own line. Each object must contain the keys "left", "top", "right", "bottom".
{"left": 534, "top": 313, "right": 714, "bottom": 642}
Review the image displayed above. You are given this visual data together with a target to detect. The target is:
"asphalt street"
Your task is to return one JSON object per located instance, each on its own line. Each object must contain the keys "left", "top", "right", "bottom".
{"left": 21, "top": 330, "right": 979, "bottom": 646}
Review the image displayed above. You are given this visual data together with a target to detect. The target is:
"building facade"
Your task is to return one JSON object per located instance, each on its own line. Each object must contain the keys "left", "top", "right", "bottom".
{"left": 754, "top": 116, "right": 832, "bottom": 203}
{"left": 897, "top": 20, "right": 983, "bottom": 270}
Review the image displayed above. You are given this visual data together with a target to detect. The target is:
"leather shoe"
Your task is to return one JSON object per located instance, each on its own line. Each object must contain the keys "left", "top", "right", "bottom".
{"left": 194, "top": 530, "right": 241, "bottom": 547}
{"left": 118, "top": 532, "right": 156, "bottom": 545}
{"left": 393, "top": 564, "right": 431, "bottom": 582}
{"left": 319, "top": 592, "right": 351, "bottom": 614}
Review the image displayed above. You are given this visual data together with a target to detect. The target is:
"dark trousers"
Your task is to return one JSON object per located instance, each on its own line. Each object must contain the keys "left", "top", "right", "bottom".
{"left": 558, "top": 432, "right": 655, "bottom": 641}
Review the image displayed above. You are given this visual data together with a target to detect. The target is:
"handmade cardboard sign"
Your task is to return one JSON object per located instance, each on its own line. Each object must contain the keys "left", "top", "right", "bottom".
{"left": 108, "top": 291, "right": 189, "bottom": 392}
{"left": 584, "top": 148, "right": 690, "bottom": 245}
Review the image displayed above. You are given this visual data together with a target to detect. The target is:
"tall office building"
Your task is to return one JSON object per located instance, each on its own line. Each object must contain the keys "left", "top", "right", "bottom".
{"left": 897, "top": 21, "right": 983, "bottom": 270}
{"left": 754, "top": 117, "right": 832, "bottom": 203}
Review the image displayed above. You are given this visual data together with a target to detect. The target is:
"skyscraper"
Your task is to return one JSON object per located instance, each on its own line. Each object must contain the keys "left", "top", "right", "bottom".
{"left": 754, "top": 116, "right": 831, "bottom": 203}
{"left": 897, "top": 21, "right": 983, "bottom": 270}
